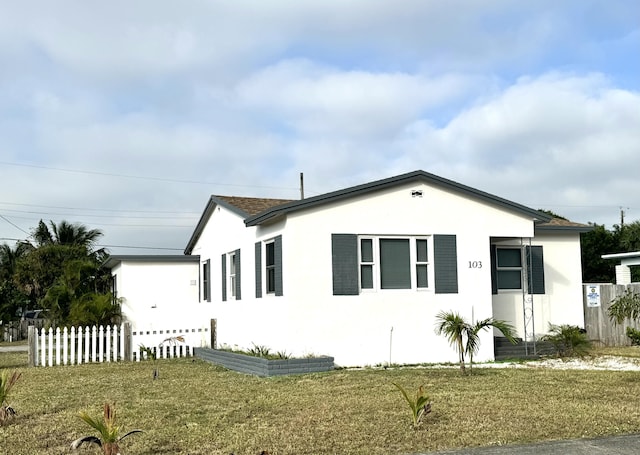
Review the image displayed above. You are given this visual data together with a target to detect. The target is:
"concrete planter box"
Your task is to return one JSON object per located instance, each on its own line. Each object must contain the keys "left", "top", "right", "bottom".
{"left": 194, "top": 348, "right": 334, "bottom": 377}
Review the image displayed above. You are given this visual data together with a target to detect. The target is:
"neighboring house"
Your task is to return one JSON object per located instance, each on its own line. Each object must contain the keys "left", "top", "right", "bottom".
{"left": 103, "top": 255, "right": 201, "bottom": 329}
{"left": 104, "top": 170, "right": 590, "bottom": 366}
{"left": 600, "top": 251, "right": 640, "bottom": 285}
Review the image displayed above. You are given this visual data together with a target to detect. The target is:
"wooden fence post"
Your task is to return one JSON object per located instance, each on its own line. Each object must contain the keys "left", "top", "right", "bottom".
{"left": 210, "top": 319, "right": 217, "bottom": 349}
{"left": 27, "top": 326, "right": 37, "bottom": 367}
{"left": 123, "top": 322, "right": 132, "bottom": 361}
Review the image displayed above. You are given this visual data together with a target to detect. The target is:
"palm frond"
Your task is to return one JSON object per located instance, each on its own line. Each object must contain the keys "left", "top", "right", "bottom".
{"left": 71, "top": 435, "right": 102, "bottom": 449}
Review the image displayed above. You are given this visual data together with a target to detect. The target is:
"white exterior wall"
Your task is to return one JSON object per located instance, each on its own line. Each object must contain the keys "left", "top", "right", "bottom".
{"left": 491, "top": 232, "right": 585, "bottom": 340}
{"left": 114, "top": 261, "right": 202, "bottom": 330}
{"left": 200, "top": 182, "right": 541, "bottom": 367}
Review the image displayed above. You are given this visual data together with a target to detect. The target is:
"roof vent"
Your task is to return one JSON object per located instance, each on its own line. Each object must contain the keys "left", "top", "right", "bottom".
{"left": 411, "top": 190, "right": 423, "bottom": 198}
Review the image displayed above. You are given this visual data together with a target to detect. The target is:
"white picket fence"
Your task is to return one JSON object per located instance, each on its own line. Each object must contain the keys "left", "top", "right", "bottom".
{"left": 27, "top": 323, "right": 212, "bottom": 367}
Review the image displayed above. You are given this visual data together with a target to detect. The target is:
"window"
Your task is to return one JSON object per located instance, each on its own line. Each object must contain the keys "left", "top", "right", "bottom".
{"left": 360, "top": 239, "right": 374, "bottom": 289}
{"left": 266, "top": 241, "right": 276, "bottom": 294}
{"left": 111, "top": 275, "right": 118, "bottom": 304}
{"left": 496, "top": 248, "right": 522, "bottom": 290}
{"left": 357, "top": 236, "right": 429, "bottom": 291}
{"left": 416, "top": 239, "right": 429, "bottom": 288}
{"left": 202, "top": 259, "right": 211, "bottom": 302}
{"left": 229, "top": 251, "right": 237, "bottom": 298}
{"left": 256, "top": 235, "right": 283, "bottom": 297}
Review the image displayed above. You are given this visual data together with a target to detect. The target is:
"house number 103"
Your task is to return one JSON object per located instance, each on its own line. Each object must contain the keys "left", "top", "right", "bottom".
{"left": 468, "top": 261, "right": 482, "bottom": 269}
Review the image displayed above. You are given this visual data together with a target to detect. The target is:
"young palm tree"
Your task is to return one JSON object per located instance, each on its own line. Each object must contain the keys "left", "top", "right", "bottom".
{"left": 0, "top": 370, "right": 21, "bottom": 424}
{"left": 435, "top": 311, "right": 469, "bottom": 374}
{"left": 435, "top": 311, "right": 517, "bottom": 375}
{"left": 465, "top": 317, "right": 516, "bottom": 373}
{"left": 71, "top": 403, "right": 142, "bottom": 454}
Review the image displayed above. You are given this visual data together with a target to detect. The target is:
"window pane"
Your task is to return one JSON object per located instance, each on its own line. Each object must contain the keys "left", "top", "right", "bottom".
{"left": 416, "top": 264, "right": 428, "bottom": 288}
{"left": 380, "top": 239, "right": 411, "bottom": 289}
{"left": 267, "top": 268, "right": 276, "bottom": 293}
{"left": 361, "top": 265, "right": 373, "bottom": 289}
{"left": 361, "top": 239, "right": 373, "bottom": 262}
{"left": 497, "top": 248, "right": 521, "bottom": 267}
{"left": 497, "top": 270, "right": 521, "bottom": 289}
{"left": 416, "top": 239, "right": 428, "bottom": 263}
{"left": 266, "top": 243, "right": 275, "bottom": 266}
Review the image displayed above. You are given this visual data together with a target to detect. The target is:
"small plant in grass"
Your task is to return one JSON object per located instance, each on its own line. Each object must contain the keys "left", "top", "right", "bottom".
{"left": 626, "top": 327, "right": 640, "bottom": 346}
{"left": 71, "top": 402, "right": 142, "bottom": 454}
{"left": 0, "top": 370, "right": 21, "bottom": 424}
{"left": 393, "top": 383, "right": 432, "bottom": 429}
{"left": 139, "top": 336, "right": 185, "bottom": 379}
{"left": 541, "top": 324, "right": 591, "bottom": 357}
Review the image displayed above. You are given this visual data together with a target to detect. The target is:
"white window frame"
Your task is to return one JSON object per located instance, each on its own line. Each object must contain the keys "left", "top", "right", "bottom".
{"left": 228, "top": 251, "right": 237, "bottom": 298}
{"left": 358, "top": 235, "right": 431, "bottom": 292}
{"left": 265, "top": 240, "right": 276, "bottom": 295}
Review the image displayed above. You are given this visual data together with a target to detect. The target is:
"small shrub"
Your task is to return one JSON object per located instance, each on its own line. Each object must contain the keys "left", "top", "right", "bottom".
{"left": 71, "top": 402, "right": 142, "bottom": 454}
{"left": 626, "top": 327, "right": 640, "bottom": 346}
{"left": 393, "top": 383, "right": 432, "bottom": 429}
{"left": 248, "top": 344, "right": 272, "bottom": 358}
{"left": 541, "top": 324, "right": 591, "bottom": 357}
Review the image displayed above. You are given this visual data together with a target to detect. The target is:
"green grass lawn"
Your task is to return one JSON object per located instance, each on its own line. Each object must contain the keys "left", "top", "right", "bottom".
{"left": 1, "top": 348, "right": 640, "bottom": 454}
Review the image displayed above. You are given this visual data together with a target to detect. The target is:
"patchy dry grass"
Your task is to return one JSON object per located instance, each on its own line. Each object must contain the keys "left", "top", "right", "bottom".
{"left": 1, "top": 349, "right": 640, "bottom": 454}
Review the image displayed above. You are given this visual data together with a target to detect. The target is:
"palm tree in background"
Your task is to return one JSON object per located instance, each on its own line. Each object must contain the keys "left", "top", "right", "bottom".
{"left": 32, "top": 220, "right": 103, "bottom": 251}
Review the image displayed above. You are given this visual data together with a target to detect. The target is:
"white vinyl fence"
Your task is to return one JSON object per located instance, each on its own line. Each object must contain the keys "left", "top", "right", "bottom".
{"left": 27, "top": 322, "right": 213, "bottom": 367}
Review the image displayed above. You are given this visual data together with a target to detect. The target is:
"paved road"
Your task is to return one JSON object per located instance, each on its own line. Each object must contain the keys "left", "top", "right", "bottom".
{"left": 0, "top": 344, "right": 28, "bottom": 352}
{"left": 427, "top": 433, "right": 640, "bottom": 454}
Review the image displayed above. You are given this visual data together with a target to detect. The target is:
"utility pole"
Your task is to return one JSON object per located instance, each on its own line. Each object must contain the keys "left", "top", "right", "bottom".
{"left": 300, "top": 172, "right": 304, "bottom": 199}
{"left": 620, "top": 207, "right": 626, "bottom": 227}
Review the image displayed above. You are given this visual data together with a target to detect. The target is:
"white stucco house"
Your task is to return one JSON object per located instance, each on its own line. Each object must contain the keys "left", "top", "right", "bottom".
{"left": 104, "top": 170, "right": 590, "bottom": 366}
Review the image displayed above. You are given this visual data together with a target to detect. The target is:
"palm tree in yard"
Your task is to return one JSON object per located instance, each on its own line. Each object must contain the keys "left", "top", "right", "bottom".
{"left": 71, "top": 403, "right": 142, "bottom": 454}
{"left": 435, "top": 311, "right": 468, "bottom": 374}
{"left": 435, "top": 310, "right": 517, "bottom": 375}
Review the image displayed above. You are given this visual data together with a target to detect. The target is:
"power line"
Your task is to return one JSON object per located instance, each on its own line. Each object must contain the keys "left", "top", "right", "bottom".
{"left": 0, "top": 213, "right": 30, "bottom": 235}
{"left": 0, "top": 207, "right": 199, "bottom": 220}
{"left": 0, "top": 200, "right": 200, "bottom": 215}
{"left": 1, "top": 160, "right": 300, "bottom": 192}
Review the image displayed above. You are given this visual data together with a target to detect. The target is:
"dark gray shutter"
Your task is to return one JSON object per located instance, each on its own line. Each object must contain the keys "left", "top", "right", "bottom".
{"left": 221, "top": 254, "right": 227, "bottom": 302}
{"left": 205, "top": 259, "right": 211, "bottom": 302}
{"left": 434, "top": 234, "right": 458, "bottom": 294}
{"left": 331, "top": 234, "right": 359, "bottom": 295}
{"left": 526, "top": 245, "right": 545, "bottom": 295}
{"left": 235, "top": 248, "right": 241, "bottom": 300}
{"left": 255, "top": 242, "right": 262, "bottom": 298}
{"left": 490, "top": 244, "right": 497, "bottom": 295}
{"left": 274, "top": 235, "right": 283, "bottom": 296}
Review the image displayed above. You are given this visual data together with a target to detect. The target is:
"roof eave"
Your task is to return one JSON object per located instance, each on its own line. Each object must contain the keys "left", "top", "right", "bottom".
{"left": 246, "top": 170, "right": 552, "bottom": 226}
{"left": 535, "top": 225, "right": 594, "bottom": 233}
{"left": 103, "top": 254, "right": 200, "bottom": 269}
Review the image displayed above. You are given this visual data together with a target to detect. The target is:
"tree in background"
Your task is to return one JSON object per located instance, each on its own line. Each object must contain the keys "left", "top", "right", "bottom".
{"left": 0, "top": 242, "right": 32, "bottom": 323}
{"left": 2, "top": 220, "right": 118, "bottom": 327}
{"left": 580, "top": 221, "right": 640, "bottom": 283}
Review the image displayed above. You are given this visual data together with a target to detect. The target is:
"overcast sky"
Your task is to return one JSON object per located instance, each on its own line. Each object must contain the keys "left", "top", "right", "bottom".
{"left": 1, "top": 1, "right": 638, "bottom": 255}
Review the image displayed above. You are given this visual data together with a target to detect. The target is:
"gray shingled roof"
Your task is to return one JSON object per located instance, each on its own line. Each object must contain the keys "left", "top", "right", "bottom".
{"left": 183, "top": 195, "right": 293, "bottom": 254}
